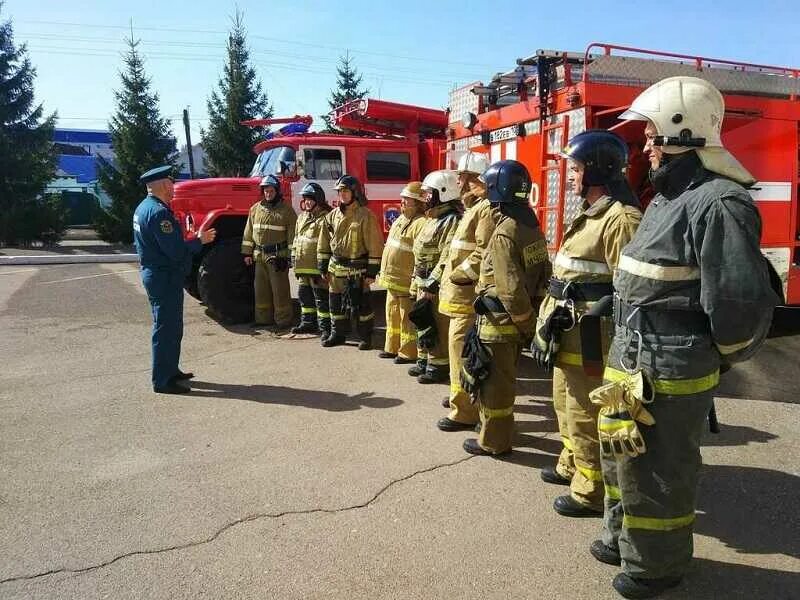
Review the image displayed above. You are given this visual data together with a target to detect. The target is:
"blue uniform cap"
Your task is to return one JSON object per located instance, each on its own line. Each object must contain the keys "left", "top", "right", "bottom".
{"left": 139, "top": 165, "right": 174, "bottom": 184}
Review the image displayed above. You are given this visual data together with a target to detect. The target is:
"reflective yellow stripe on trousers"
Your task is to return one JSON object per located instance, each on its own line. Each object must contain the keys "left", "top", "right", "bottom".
{"left": 481, "top": 406, "right": 513, "bottom": 418}
{"left": 604, "top": 367, "right": 719, "bottom": 395}
{"left": 624, "top": 513, "right": 696, "bottom": 531}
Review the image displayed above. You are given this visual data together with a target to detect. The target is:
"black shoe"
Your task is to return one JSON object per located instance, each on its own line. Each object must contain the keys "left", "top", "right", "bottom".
{"left": 441, "top": 396, "right": 451, "bottom": 408}
{"left": 408, "top": 364, "right": 426, "bottom": 377}
{"left": 320, "top": 329, "right": 331, "bottom": 344}
{"left": 553, "top": 495, "right": 603, "bottom": 518}
{"left": 463, "top": 438, "right": 511, "bottom": 457}
{"left": 154, "top": 382, "right": 190, "bottom": 395}
{"left": 590, "top": 540, "right": 621, "bottom": 566}
{"left": 394, "top": 356, "right": 416, "bottom": 365}
{"left": 612, "top": 573, "right": 682, "bottom": 599}
{"left": 437, "top": 417, "right": 477, "bottom": 432}
{"left": 322, "top": 334, "right": 346, "bottom": 347}
{"left": 358, "top": 340, "right": 372, "bottom": 351}
{"left": 291, "top": 322, "right": 318, "bottom": 334}
{"left": 540, "top": 466, "right": 571, "bottom": 486}
{"left": 174, "top": 370, "right": 194, "bottom": 381}
{"left": 417, "top": 371, "right": 448, "bottom": 384}
{"left": 474, "top": 422, "right": 482, "bottom": 433}
{"left": 378, "top": 351, "right": 397, "bottom": 359}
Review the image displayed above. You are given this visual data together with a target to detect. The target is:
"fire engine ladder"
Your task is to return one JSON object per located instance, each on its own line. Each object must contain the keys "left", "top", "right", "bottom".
{"left": 539, "top": 116, "right": 570, "bottom": 250}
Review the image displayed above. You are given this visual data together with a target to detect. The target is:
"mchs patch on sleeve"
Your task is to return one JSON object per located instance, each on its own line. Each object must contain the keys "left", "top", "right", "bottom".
{"left": 160, "top": 220, "right": 174, "bottom": 234}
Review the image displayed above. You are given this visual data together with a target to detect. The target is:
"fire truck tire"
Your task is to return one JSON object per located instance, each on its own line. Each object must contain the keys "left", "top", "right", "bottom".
{"left": 184, "top": 263, "right": 202, "bottom": 300}
{"left": 197, "top": 239, "right": 255, "bottom": 324}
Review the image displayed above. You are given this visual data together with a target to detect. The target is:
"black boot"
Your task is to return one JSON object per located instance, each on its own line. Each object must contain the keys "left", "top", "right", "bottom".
{"left": 553, "top": 495, "right": 603, "bottom": 518}
{"left": 322, "top": 333, "right": 346, "bottom": 347}
{"left": 291, "top": 320, "right": 319, "bottom": 334}
{"left": 417, "top": 368, "right": 449, "bottom": 384}
{"left": 612, "top": 573, "right": 682, "bottom": 599}
{"left": 589, "top": 540, "right": 621, "bottom": 566}
{"left": 408, "top": 360, "right": 426, "bottom": 377}
{"left": 540, "top": 466, "right": 571, "bottom": 486}
{"left": 319, "top": 318, "right": 332, "bottom": 344}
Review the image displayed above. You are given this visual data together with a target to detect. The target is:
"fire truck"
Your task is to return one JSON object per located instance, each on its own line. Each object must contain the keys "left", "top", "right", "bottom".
{"left": 172, "top": 99, "right": 447, "bottom": 323}
{"left": 446, "top": 43, "right": 799, "bottom": 304}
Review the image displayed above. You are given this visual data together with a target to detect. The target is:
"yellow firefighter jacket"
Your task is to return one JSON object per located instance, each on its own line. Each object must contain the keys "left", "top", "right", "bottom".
{"left": 439, "top": 197, "right": 494, "bottom": 316}
{"left": 291, "top": 205, "right": 331, "bottom": 276}
{"left": 378, "top": 212, "right": 426, "bottom": 295}
{"left": 317, "top": 202, "right": 384, "bottom": 278}
{"left": 241, "top": 200, "right": 297, "bottom": 258}
{"left": 534, "top": 195, "right": 642, "bottom": 368}
{"left": 477, "top": 208, "right": 551, "bottom": 343}
{"left": 410, "top": 201, "right": 461, "bottom": 294}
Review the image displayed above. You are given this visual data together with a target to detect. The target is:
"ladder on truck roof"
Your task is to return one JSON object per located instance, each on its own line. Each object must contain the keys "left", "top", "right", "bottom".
{"left": 333, "top": 98, "right": 448, "bottom": 140}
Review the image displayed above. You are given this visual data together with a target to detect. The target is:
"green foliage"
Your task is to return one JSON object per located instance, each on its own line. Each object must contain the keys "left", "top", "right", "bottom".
{"left": 0, "top": 4, "right": 58, "bottom": 245}
{"left": 201, "top": 10, "right": 273, "bottom": 177}
{"left": 95, "top": 36, "right": 177, "bottom": 243}
{"left": 321, "top": 51, "right": 369, "bottom": 134}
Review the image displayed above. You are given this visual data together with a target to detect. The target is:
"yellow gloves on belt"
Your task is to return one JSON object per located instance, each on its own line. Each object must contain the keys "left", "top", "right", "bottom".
{"left": 590, "top": 370, "right": 655, "bottom": 458}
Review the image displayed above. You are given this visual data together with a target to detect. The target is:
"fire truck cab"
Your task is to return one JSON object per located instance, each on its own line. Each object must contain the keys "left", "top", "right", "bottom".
{"left": 172, "top": 99, "right": 447, "bottom": 323}
{"left": 446, "top": 43, "right": 800, "bottom": 304}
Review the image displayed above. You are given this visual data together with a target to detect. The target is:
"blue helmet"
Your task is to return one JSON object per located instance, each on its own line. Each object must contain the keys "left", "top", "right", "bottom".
{"left": 481, "top": 160, "right": 531, "bottom": 204}
{"left": 300, "top": 182, "right": 326, "bottom": 206}
{"left": 259, "top": 174, "right": 280, "bottom": 189}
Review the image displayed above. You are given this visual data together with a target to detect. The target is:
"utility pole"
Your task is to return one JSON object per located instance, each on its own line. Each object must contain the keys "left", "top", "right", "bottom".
{"left": 183, "top": 108, "right": 196, "bottom": 179}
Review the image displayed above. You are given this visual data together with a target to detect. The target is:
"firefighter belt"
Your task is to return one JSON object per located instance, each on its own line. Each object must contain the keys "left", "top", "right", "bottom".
{"left": 409, "top": 298, "right": 438, "bottom": 350}
{"left": 578, "top": 293, "right": 613, "bottom": 377}
{"left": 459, "top": 323, "right": 492, "bottom": 400}
{"left": 590, "top": 369, "right": 655, "bottom": 459}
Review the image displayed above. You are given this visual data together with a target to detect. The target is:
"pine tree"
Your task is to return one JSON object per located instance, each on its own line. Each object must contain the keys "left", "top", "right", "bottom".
{"left": 201, "top": 11, "right": 273, "bottom": 177}
{"left": 95, "top": 36, "right": 177, "bottom": 243}
{"left": 321, "top": 51, "right": 369, "bottom": 134}
{"left": 0, "top": 4, "right": 60, "bottom": 246}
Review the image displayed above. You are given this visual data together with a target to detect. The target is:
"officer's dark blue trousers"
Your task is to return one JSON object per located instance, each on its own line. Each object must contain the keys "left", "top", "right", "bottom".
{"left": 141, "top": 267, "right": 184, "bottom": 390}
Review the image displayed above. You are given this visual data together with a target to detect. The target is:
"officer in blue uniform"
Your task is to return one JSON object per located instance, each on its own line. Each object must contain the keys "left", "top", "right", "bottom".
{"left": 133, "top": 166, "right": 217, "bottom": 394}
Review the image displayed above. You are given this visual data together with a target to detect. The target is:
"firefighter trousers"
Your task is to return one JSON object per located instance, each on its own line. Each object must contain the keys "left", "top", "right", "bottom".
{"left": 447, "top": 313, "right": 478, "bottom": 424}
{"left": 297, "top": 275, "right": 330, "bottom": 332}
{"left": 552, "top": 365, "right": 604, "bottom": 509}
{"left": 415, "top": 290, "right": 450, "bottom": 378}
{"left": 601, "top": 390, "right": 714, "bottom": 580}
{"left": 477, "top": 341, "right": 519, "bottom": 454}
{"left": 384, "top": 289, "right": 417, "bottom": 359}
{"left": 254, "top": 256, "right": 293, "bottom": 326}
{"left": 329, "top": 275, "right": 374, "bottom": 342}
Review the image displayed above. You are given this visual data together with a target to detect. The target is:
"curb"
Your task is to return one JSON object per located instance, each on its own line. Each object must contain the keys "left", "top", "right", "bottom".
{"left": 0, "top": 254, "right": 140, "bottom": 266}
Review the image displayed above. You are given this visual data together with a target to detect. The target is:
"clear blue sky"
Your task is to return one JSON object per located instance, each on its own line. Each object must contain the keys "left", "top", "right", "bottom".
{"left": 5, "top": 0, "right": 800, "bottom": 148}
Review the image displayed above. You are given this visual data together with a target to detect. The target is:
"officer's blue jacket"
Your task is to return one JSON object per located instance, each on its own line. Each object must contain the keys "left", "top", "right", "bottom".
{"left": 133, "top": 194, "right": 201, "bottom": 274}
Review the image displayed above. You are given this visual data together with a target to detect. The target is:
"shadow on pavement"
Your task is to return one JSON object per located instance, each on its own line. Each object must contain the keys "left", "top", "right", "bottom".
{"left": 701, "top": 422, "right": 779, "bottom": 447}
{"left": 659, "top": 558, "right": 800, "bottom": 600}
{"left": 187, "top": 380, "right": 403, "bottom": 412}
{"left": 696, "top": 464, "right": 800, "bottom": 559}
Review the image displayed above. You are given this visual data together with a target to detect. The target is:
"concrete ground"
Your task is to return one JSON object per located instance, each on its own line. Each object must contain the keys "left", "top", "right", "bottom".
{"left": 0, "top": 263, "right": 798, "bottom": 600}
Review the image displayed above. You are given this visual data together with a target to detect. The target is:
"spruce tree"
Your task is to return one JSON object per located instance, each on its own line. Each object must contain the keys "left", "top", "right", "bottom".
{"left": 95, "top": 36, "right": 177, "bottom": 243}
{"left": 0, "top": 4, "right": 60, "bottom": 246}
{"left": 321, "top": 51, "right": 369, "bottom": 134}
{"left": 201, "top": 11, "right": 273, "bottom": 177}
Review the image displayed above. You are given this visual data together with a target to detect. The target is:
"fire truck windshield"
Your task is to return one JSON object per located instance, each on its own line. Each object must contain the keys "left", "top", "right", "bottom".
{"left": 250, "top": 145, "right": 296, "bottom": 177}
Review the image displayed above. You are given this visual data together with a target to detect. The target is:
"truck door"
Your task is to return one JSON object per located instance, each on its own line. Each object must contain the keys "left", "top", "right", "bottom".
{"left": 292, "top": 146, "right": 346, "bottom": 212}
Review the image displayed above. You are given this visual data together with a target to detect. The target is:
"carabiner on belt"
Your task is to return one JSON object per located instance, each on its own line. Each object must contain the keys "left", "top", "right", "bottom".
{"left": 620, "top": 307, "right": 643, "bottom": 374}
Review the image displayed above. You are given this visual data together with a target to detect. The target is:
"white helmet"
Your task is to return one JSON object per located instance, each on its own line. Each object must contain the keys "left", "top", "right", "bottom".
{"left": 620, "top": 76, "right": 754, "bottom": 185}
{"left": 457, "top": 151, "right": 490, "bottom": 176}
{"left": 421, "top": 170, "right": 460, "bottom": 205}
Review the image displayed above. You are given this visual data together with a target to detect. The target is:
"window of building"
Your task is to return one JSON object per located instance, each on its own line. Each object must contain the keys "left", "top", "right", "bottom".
{"left": 366, "top": 151, "right": 411, "bottom": 181}
{"left": 303, "top": 148, "right": 343, "bottom": 180}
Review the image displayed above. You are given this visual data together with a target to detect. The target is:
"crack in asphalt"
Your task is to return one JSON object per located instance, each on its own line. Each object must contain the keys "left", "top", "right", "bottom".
{"left": 0, "top": 455, "right": 475, "bottom": 585}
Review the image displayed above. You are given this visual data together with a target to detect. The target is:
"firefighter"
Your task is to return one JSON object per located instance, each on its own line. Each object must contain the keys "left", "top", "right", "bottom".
{"left": 408, "top": 170, "right": 462, "bottom": 384}
{"left": 587, "top": 77, "right": 779, "bottom": 599}
{"left": 435, "top": 152, "right": 494, "bottom": 430}
{"left": 318, "top": 175, "right": 384, "bottom": 349}
{"left": 133, "top": 165, "right": 216, "bottom": 394}
{"left": 241, "top": 175, "right": 298, "bottom": 329}
{"left": 462, "top": 160, "right": 550, "bottom": 455}
{"left": 290, "top": 182, "right": 332, "bottom": 338}
{"left": 530, "top": 130, "right": 642, "bottom": 518}
{"left": 377, "top": 181, "right": 427, "bottom": 363}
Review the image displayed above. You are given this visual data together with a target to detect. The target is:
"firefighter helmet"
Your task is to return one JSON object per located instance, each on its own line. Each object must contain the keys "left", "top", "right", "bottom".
{"left": 300, "top": 182, "right": 326, "bottom": 205}
{"left": 457, "top": 151, "right": 490, "bottom": 176}
{"left": 400, "top": 181, "right": 423, "bottom": 201}
{"left": 481, "top": 160, "right": 531, "bottom": 204}
{"left": 259, "top": 175, "right": 280, "bottom": 189}
{"left": 421, "top": 170, "right": 460, "bottom": 206}
{"left": 561, "top": 130, "right": 628, "bottom": 187}
{"left": 619, "top": 76, "right": 754, "bottom": 185}
{"left": 334, "top": 174, "right": 367, "bottom": 205}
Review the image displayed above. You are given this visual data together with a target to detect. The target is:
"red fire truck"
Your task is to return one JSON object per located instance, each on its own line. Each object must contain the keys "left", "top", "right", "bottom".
{"left": 172, "top": 99, "right": 447, "bottom": 323}
{"left": 445, "top": 43, "right": 799, "bottom": 304}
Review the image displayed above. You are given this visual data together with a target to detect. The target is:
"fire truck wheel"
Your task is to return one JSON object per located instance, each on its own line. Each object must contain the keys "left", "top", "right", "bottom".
{"left": 197, "top": 239, "right": 255, "bottom": 324}
{"left": 184, "top": 263, "right": 202, "bottom": 300}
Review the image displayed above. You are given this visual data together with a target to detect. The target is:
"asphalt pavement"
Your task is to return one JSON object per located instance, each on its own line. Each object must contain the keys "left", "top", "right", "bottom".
{"left": 0, "top": 263, "right": 797, "bottom": 600}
